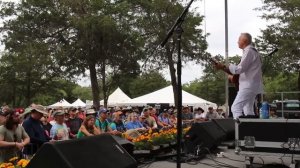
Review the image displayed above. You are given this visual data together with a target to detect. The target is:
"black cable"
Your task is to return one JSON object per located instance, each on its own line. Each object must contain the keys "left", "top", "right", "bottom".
{"left": 203, "top": 148, "right": 240, "bottom": 168}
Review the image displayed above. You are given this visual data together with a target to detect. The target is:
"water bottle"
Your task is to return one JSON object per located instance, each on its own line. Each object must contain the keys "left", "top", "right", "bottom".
{"left": 260, "top": 102, "right": 269, "bottom": 119}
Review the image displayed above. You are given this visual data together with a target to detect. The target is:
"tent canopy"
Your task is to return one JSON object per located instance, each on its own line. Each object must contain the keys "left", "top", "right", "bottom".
{"left": 71, "top": 98, "right": 86, "bottom": 107}
{"left": 122, "top": 85, "right": 217, "bottom": 111}
{"left": 49, "top": 99, "right": 72, "bottom": 108}
{"left": 86, "top": 87, "right": 131, "bottom": 107}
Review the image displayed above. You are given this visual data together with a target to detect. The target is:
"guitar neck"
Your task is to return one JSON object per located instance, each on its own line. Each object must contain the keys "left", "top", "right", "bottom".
{"left": 210, "top": 58, "right": 233, "bottom": 75}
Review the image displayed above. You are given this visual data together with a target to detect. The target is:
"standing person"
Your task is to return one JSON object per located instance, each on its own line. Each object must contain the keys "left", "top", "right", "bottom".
{"left": 22, "top": 105, "right": 50, "bottom": 155}
{"left": 215, "top": 33, "right": 263, "bottom": 119}
{"left": 0, "top": 109, "right": 30, "bottom": 162}
{"left": 50, "top": 110, "right": 69, "bottom": 141}
{"left": 0, "top": 110, "right": 9, "bottom": 126}
{"left": 66, "top": 107, "right": 82, "bottom": 139}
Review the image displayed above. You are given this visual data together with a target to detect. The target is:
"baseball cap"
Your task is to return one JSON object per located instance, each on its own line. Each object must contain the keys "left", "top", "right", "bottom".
{"left": 99, "top": 108, "right": 109, "bottom": 114}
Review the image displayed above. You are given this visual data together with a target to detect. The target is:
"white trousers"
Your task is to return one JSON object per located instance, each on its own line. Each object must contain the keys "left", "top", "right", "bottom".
{"left": 231, "top": 89, "right": 257, "bottom": 119}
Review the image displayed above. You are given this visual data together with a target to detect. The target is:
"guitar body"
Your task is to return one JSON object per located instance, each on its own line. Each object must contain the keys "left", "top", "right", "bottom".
{"left": 228, "top": 74, "right": 239, "bottom": 90}
{"left": 209, "top": 58, "right": 240, "bottom": 90}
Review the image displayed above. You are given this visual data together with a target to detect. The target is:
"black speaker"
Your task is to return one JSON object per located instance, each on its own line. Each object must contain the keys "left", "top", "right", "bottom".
{"left": 112, "top": 135, "right": 134, "bottom": 155}
{"left": 27, "top": 134, "right": 137, "bottom": 168}
{"left": 184, "top": 121, "right": 226, "bottom": 154}
{"left": 212, "top": 119, "right": 235, "bottom": 140}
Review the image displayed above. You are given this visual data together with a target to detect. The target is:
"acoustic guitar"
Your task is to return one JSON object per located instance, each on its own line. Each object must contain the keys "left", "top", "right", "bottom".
{"left": 210, "top": 58, "right": 239, "bottom": 90}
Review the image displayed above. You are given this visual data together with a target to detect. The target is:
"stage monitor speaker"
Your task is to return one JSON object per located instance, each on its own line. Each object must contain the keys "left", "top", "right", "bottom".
{"left": 184, "top": 121, "right": 226, "bottom": 155}
{"left": 112, "top": 135, "right": 134, "bottom": 155}
{"left": 212, "top": 119, "right": 235, "bottom": 140}
{"left": 27, "top": 134, "right": 137, "bottom": 168}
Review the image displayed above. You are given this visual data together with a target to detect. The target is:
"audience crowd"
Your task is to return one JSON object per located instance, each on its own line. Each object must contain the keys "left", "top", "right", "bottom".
{"left": 0, "top": 103, "right": 225, "bottom": 162}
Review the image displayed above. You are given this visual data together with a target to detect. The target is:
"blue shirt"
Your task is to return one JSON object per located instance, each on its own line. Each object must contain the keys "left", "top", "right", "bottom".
{"left": 126, "top": 121, "right": 143, "bottom": 130}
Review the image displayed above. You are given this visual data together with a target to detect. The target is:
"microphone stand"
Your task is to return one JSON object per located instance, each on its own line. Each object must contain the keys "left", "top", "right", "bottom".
{"left": 160, "top": 1, "right": 195, "bottom": 168}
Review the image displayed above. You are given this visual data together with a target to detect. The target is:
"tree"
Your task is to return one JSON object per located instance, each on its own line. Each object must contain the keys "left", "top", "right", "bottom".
{"left": 0, "top": 0, "right": 142, "bottom": 108}
{"left": 256, "top": 0, "right": 300, "bottom": 96}
{"left": 131, "top": 0, "right": 208, "bottom": 108}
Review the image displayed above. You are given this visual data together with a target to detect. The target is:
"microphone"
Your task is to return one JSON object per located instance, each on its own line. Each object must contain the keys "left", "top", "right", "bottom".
{"left": 267, "top": 48, "right": 278, "bottom": 56}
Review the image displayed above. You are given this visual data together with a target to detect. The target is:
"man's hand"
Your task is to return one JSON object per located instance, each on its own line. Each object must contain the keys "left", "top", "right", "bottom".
{"left": 15, "top": 142, "right": 24, "bottom": 150}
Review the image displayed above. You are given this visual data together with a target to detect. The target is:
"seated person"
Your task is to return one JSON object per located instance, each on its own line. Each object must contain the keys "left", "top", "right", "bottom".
{"left": 194, "top": 107, "right": 207, "bottom": 122}
{"left": 182, "top": 106, "right": 194, "bottom": 124}
{"left": 126, "top": 113, "right": 144, "bottom": 131}
{"left": 95, "top": 109, "right": 118, "bottom": 135}
{"left": 142, "top": 108, "right": 157, "bottom": 129}
{"left": 77, "top": 115, "right": 101, "bottom": 138}
{"left": 110, "top": 113, "right": 126, "bottom": 133}
{"left": 205, "top": 107, "right": 220, "bottom": 120}
{"left": 158, "top": 110, "right": 173, "bottom": 128}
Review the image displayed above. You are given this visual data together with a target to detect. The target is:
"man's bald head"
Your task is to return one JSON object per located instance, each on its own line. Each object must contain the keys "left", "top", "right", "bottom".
{"left": 238, "top": 33, "right": 252, "bottom": 49}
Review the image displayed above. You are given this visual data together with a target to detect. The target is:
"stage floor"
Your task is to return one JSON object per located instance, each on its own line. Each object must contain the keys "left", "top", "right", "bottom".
{"left": 138, "top": 148, "right": 300, "bottom": 168}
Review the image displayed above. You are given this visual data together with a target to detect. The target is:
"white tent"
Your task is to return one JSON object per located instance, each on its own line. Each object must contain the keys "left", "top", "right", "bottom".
{"left": 71, "top": 98, "right": 86, "bottom": 107}
{"left": 122, "top": 85, "right": 217, "bottom": 111}
{"left": 49, "top": 99, "right": 72, "bottom": 108}
{"left": 86, "top": 87, "right": 131, "bottom": 107}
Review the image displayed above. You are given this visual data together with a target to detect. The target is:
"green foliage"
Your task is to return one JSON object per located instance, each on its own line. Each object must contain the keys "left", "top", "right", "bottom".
{"left": 256, "top": 0, "right": 300, "bottom": 92}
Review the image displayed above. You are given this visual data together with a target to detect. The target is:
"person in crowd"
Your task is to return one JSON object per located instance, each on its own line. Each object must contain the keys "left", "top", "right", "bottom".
{"left": 139, "top": 115, "right": 151, "bottom": 129}
{"left": 22, "top": 105, "right": 51, "bottom": 155}
{"left": 158, "top": 110, "right": 173, "bottom": 128}
{"left": 0, "top": 109, "right": 9, "bottom": 126}
{"left": 77, "top": 115, "right": 101, "bottom": 138}
{"left": 126, "top": 113, "right": 144, "bottom": 131}
{"left": 182, "top": 106, "right": 194, "bottom": 123}
{"left": 194, "top": 107, "right": 207, "bottom": 122}
{"left": 110, "top": 113, "right": 126, "bottom": 133}
{"left": 66, "top": 107, "right": 82, "bottom": 139}
{"left": 86, "top": 108, "right": 97, "bottom": 117}
{"left": 142, "top": 108, "right": 157, "bottom": 129}
{"left": 169, "top": 111, "right": 177, "bottom": 126}
{"left": 77, "top": 108, "right": 86, "bottom": 120}
{"left": 149, "top": 107, "right": 164, "bottom": 129}
{"left": 205, "top": 107, "right": 220, "bottom": 119}
{"left": 95, "top": 109, "right": 117, "bottom": 134}
{"left": 269, "top": 107, "right": 278, "bottom": 119}
{"left": 50, "top": 110, "right": 69, "bottom": 141}
{"left": 217, "top": 108, "right": 226, "bottom": 118}
{"left": 40, "top": 116, "right": 52, "bottom": 138}
{"left": 0, "top": 109, "right": 30, "bottom": 162}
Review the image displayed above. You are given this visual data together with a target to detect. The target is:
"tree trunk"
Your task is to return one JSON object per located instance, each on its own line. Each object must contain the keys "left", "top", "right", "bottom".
{"left": 26, "top": 71, "right": 31, "bottom": 106}
{"left": 298, "top": 70, "right": 300, "bottom": 100}
{"left": 89, "top": 61, "right": 100, "bottom": 110}
{"left": 100, "top": 61, "right": 108, "bottom": 108}
{"left": 166, "top": 45, "right": 178, "bottom": 109}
